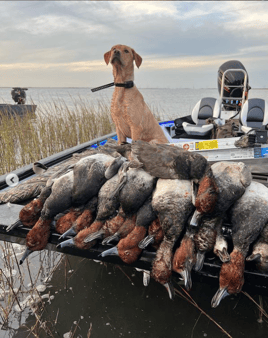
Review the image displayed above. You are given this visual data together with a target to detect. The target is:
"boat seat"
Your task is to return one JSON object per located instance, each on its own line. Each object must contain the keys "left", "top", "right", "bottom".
{"left": 240, "top": 98, "right": 268, "bottom": 133}
{"left": 182, "top": 97, "right": 221, "bottom": 136}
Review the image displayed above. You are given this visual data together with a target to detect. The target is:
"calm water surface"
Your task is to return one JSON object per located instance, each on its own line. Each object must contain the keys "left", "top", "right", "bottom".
{"left": 1, "top": 87, "right": 268, "bottom": 338}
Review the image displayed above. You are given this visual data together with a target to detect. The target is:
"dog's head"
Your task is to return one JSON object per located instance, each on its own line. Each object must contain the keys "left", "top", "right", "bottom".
{"left": 104, "top": 45, "right": 142, "bottom": 69}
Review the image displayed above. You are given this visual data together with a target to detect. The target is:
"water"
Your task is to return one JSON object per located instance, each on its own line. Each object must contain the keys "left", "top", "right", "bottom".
{"left": 1, "top": 87, "right": 268, "bottom": 337}
{"left": 1, "top": 87, "right": 268, "bottom": 120}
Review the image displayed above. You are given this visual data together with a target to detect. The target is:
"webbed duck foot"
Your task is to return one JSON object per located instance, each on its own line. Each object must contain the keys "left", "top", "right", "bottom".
{"left": 99, "top": 246, "right": 118, "bottom": 257}
{"left": 58, "top": 227, "right": 77, "bottom": 240}
{"left": 211, "top": 287, "right": 230, "bottom": 308}
{"left": 57, "top": 238, "right": 75, "bottom": 249}
{"left": 194, "top": 252, "right": 205, "bottom": 272}
{"left": 19, "top": 248, "right": 33, "bottom": 265}
{"left": 164, "top": 281, "right": 175, "bottom": 300}
{"left": 6, "top": 219, "right": 23, "bottom": 232}
{"left": 84, "top": 230, "right": 104, "bottom": 243}
{"left": 102, "top": 233, "right": 120, "bottom": 245}
{"left": 138, "top": 235, "right": 155, "bottom": 249}
{"left": 215, "top": 247, "right": 230, "bottom": 263}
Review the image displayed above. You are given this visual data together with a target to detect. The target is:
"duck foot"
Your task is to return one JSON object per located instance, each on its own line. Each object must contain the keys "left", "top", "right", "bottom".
{"left": 102, "top": 233, "right": 120, "bottom": 245}
{"left": 58, "top": 227, "right": 77, "bottom": 240}
{"left": 6, "top": 219, "right": 23, "bottom": 232}
{"left": 19, "top": 248, "right": 32, "bottom": 265}
{"left": 99, "top": 246, "right": 118, "bottom": 257}
{"left": 211, "top": 287, "right": 230, "bottom": 308}
{"left": 84, "top": 230, "right": 104, "bottom": 244}
{"left": 246, "top": 253, "right": 261, "bottom": 262}
{"left": 57, "top": 238, "right": 75, "bottom": 249}
{"left": 138, "top": 235, "right": 155, "bottom": 249}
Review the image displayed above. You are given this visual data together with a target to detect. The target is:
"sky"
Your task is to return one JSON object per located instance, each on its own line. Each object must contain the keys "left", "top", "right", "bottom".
{"left": 0, "top": 1, "right": 267, "bottom": 89}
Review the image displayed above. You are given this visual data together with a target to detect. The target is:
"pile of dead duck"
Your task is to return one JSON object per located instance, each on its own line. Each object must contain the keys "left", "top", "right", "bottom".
{"left": 2, "top": 139, "right": 268, "bottom": 308}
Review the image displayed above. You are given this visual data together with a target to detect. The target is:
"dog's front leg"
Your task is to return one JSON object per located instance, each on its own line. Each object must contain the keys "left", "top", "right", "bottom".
{"left": 116, "top": 127, "right": 126, "bottom": 144}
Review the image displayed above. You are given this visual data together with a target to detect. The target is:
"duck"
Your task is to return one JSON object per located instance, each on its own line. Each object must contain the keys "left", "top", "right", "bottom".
{"left": 150, "top": 178, "right": 194, "bottom": 299}
{"left": 99, "top": 165, "right": 156, "bottom": 245}
{"left": 138, "top": 217, "right": 163, "bottom": 250}
{"left": 57, "top": 173, "right": 123, "bottom": 250}
{"left": 246, "top": 224, "right": 268, "bottom": 273}
{"left": 211, "top": 181, "right": 268, "bottom": 308}
{"left": 191, "top": 161, "right": 252, "bottom": 270}
{"left": 172, "top": 225, "right": 197, "bottom": 291}
{"left": 20, "top": 153, "right": 125, "bottom": 263}
{"left": 100, "top": 198, "right": 157, "bottom": 264}
{"left": 55, "top": 196, "right": 98, "bottom": 235}
{"left": 130, "top": 140, "right": 209, "bottom": 181}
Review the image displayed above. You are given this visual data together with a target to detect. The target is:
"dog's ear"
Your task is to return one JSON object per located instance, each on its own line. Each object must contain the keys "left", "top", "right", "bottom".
{"left": 104, "top": 50, "right": 111, "bottom": 65}
{"left": 132, "top": 49, "right": 142, "bottom": 68}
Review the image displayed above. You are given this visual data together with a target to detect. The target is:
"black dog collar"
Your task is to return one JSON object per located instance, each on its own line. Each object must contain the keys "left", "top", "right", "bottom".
{"left": 91, "top": 81, "right": 134, "bottom": 92}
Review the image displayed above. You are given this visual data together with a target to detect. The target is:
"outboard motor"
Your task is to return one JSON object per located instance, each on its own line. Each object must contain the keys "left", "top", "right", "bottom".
{"left": 11, "top": 87, "right": 28, "bottom": 104}
{"left": 218, "top": 60, "right": 251, "bottom": 112}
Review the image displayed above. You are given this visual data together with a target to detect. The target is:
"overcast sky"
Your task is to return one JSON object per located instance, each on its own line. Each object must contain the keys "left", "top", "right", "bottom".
{"left": 0, "top": 1, "right": 267, "bottom": 88}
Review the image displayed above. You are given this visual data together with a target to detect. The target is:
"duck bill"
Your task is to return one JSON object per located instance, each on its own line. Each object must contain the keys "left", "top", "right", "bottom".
{"left": 246, "top": 253, "right": 261, "bottom": 263}
{"left": 102, "top": 233, "right": 120, "bottom": 245}
{"left": 56, "top": 238, "right": 75, "bottom": 249}
{"left": 211, "top": 287, "right": 230, "bottom": 308}
{"left": 6, "top": 219, "right": 23, "bottom": 232}
{"left": 194, "top": 252, "right": 205, "bottom": 272}
{"left": 179, "top": 268, "right": 192, "bottom": 291}
{"left": 100, "top": 246, "right": 119, "bottom": 258}
{"left": 163, "top": 281, "right": 175, "bottom": 300}
{"left": 138, "top": 235, "right": 155, "bottom": 249}
{"left": 143, "top": 270, "right": 150, "bottom": 287}
{"left": 217, "top": 247, "right": 231, "bottom": 263}
{"left": 190, "top": 209, "right": 202, "bottom": 227}
{"left": 58, "top": 227, "right": 77, "bottom": 240}
{"left": 84, "top": 230, "right": 104, "bottom": 243}
{"left": 110, "top": 175, "right": 127, "bottom": 199}
{"left": 19, "top": 248, "right": 32, "bottom": 265}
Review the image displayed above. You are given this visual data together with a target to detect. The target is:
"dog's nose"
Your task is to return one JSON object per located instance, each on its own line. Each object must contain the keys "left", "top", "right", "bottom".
{"left": 114, "top": 50, "right": 120, "bottom": 56}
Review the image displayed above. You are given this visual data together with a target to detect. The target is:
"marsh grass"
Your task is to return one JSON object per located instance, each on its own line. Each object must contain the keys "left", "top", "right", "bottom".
{"left": 0, "top": 96, "right": 116, "bottom": 175}
{"left": 0, "top": 95, "right": 165, "bottom": 175}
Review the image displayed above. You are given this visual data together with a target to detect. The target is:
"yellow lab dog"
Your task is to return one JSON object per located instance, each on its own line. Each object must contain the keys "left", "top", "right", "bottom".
{"left": 104, "top": 44, "right": 168, "bottom": 145}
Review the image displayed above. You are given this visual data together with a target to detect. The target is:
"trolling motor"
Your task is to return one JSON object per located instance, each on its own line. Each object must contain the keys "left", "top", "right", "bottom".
{"left": 11, "top": 87, "right": 28, "bottom": 104}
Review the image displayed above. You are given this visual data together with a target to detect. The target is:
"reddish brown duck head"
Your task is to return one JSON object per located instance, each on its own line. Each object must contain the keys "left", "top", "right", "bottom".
{"left": 211, "top": 248, "right": 245, "bottom": 308}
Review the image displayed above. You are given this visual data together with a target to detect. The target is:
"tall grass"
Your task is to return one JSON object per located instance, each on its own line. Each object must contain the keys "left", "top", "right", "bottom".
{"left": 0, "top": 97, "right": 116, "bottom": 175}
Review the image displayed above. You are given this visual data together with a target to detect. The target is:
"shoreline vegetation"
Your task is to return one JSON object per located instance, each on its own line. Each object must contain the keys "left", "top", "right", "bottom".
{"left": 0, "top": 97, "right": 115, "bottom": 176}
{"left": 0, "top": 96, "right": 163, "bottom": 176}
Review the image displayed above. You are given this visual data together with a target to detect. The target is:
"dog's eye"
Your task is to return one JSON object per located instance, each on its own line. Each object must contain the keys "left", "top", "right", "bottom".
{"left": 124, "top": 49, "right": 129, "bottom": 53}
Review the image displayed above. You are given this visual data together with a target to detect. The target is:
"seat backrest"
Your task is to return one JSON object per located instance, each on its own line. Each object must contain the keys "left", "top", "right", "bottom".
{"left": 240, "top": 98, "right": 268, "bottom": 129}
{"left": 191, "top": 97, "right": 220, "bottom": 125}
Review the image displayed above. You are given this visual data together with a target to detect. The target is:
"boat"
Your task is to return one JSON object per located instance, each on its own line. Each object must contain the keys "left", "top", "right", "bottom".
{"left": 0, "top": 60, "right": 268, "bottom": 294}
{"left": 0, "top": 88, "right": 37, "bottom": 117}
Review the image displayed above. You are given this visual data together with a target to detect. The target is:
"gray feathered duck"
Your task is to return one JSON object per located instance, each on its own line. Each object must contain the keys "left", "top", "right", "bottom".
{"left": 212, "top": 181, "right": 268, "bottom": 308}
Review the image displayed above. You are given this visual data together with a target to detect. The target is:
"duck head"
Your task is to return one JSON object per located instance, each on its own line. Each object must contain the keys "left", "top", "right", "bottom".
{"left": 190, "top": 168, "right": 219, "bottom": 226}
{"left": 172, "top": 235, "right": 196, "bottom": 290}
{"left": 211, "top": 248, "right": 245, "bottom": 308}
